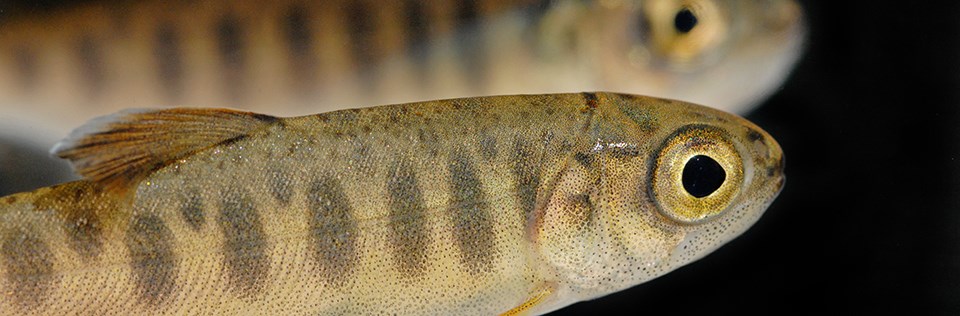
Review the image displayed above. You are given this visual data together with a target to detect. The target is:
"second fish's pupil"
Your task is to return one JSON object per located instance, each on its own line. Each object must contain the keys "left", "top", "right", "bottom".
{"left": 674, "top": 7, "right": 698, "bottom": 34}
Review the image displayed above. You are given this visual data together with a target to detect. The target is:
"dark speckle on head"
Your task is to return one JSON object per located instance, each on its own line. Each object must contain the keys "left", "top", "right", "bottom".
{"left": 582, "top": 92, "right": 599, "bottom": 109}
{"left": 126, "top": 213, "right": 178, "bottom": 305}
{"left": 2, "top": 229, "right": 56, "bottom": 310}
{"left": 747, "top": 129, "right": 763, "bottom": 142}
{"left": 616, "top": 102, "right": 658, "bottom": 132}
{"left": 574, "top": 152, "right": 593, "bottom": 167}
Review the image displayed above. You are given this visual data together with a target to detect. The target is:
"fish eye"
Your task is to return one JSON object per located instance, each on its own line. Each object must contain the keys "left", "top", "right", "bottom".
{"left": 637, "top": 0, "right": 729, "bottom": 69}
{"left": 674, "top": 7, "right": 698, "bottom": 34}
{"left": 681, "top": 155, "right": 724, "bottom": 198}
{"left": 651, "top": 125, "right": 743, "bottom": 223}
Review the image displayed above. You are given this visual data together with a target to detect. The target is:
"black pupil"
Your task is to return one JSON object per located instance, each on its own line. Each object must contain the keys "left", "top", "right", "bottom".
{"left": 674, "top": 7, "right": 698, "bottom": 34}
{"left": 682, "top": 155, "right": 725, "bottom": 198}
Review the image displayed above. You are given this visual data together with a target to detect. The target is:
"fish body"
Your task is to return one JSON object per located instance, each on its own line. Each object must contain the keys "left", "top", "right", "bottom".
{"left": 0, "top": 92, "right": 784, "bottom": 315}
{"left": 0, "top": 0, "right": 804, "bottom": 142}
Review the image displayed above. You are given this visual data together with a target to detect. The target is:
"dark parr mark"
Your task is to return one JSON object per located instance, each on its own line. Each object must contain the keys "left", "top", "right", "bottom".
{"left": 34, "top": 183, "right": 108, "bottom": 259}
{"left": 216, "top": 15, "right": 246, "bottom": 104}
{"left": 179, "top": 188, "right": 205, "bottom": 231}
{"left": 77, "top": 35, "right": 105, "bottom": 98}
{"left": 403, "top": 0, "right": 429, "bottom": 87}
{"left": 154, "top": 23, "right": 184, "bottom": 102}
{"left": 267, "top": 169, "right": 294, "bottom": 206}
{"left": 512, "top": 138, "right": 541, "bottom": 220}
{"left": 404, "top": 0, "right": 428, "bottom": 47}
{"left": 14, "top": 47, "right": 38, "bottom": 91}
{"left": 574, "top": 152, "right": 593, "bottom": 167}
{"left": 582, "top": 92, "right": 599, "bottom": 109}
{"left": 387, "top": 160, "right": 431, "bottom": 277}
{"left": 479, "top": 133, "right": 498, "bottom": 161}
{"left": 284, "top": 6, "right": 312, "bottom": 58}
{"left": 1, "top": 229, "right": 56, "bottom": 310}
{"left": 126, "top": 213, "right": 178, "bottom": 305}
{"left": 282, "top": 6, "right": 317, "bottom": 98}
{"left": 307, "top": 176, "right": 358, "bottom": 286}
{"left": 218, "top": 187, "right": 270, "bottom": 297}
{"left": 346, "top": 1, "right": 375, "bottom": 73}
{"left": 455, "top": 0, "right": 487, "bottom": 90}
{"left": 448, "top": 152, "right": 496, "bottom": 274}
{"left": 457, "top": 0, "right": 480, "bottom": 22}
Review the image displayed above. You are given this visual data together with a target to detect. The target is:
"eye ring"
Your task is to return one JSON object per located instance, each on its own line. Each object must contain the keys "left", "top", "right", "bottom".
{"left": 650, "top": 125, "right": 743, "bottom": 223}
{"left": 635, "top": 0, "right": 730, "bottom": 69}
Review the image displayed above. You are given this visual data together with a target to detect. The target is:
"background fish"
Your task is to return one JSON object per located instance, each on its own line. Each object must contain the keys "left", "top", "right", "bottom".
{"left": 0, "top": 93, "right": 784, "bottom": 315}
{"left": 0, "top": 0, "right": 804, "bottom": 195}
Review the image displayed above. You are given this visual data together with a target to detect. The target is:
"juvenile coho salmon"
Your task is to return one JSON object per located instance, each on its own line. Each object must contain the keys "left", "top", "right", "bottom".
{"left": 0, "top": 0, "right": 805, "bottom": 141}
{"left": 0, "top": 92, "right": 783, "bottom": 315}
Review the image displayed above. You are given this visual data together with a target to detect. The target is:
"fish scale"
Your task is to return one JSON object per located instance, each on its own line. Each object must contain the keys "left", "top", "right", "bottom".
{"left": 0, "top": 92, "right": 784, "bottom": 314}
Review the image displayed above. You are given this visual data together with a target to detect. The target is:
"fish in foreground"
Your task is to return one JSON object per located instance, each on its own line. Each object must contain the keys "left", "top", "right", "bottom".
{"left": 0, "top": 92, "right": 784, "bottom": 315}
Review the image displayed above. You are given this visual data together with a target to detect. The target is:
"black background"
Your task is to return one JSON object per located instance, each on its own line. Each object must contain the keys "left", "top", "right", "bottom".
{"left": 2, "top": 0, "right": 958, "bottom": 314}
{"left": 560, "top": 1, "right": 960, "bottom": 314}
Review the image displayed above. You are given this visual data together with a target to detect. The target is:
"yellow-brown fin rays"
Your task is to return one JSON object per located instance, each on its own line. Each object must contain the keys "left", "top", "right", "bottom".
{"left": 499, "top": 283, "right": 556, "bottom": 316}
{"left": 51, "top": 108, "right": 278, "bottom": 192}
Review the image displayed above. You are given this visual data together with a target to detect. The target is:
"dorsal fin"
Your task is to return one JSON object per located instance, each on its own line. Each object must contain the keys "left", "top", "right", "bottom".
{"left": 52, "top": 108, "right": 278, "bottom": 192}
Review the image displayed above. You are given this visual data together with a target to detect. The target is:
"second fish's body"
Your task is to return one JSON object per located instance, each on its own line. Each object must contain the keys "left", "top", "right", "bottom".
{"left": 0, "top": 0, "right": 804, "bottom": 140}
{"left": 0, "top": 92, "right": 784, "bottom": 315}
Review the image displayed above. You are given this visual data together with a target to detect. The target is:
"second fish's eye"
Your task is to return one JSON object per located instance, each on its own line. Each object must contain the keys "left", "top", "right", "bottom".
{"left": 674, "top": 7, "right": 698, "bottom": 34}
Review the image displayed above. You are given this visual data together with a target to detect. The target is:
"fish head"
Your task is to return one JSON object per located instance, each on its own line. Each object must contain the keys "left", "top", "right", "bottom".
{"left": 538, "top": 94, "right": 783, "bottom": 299}
{"left": 613, "top": 93, "right": 783, "bottom": 286}
{"left": 580, "top": 0, "right": 806, "bottom": 113}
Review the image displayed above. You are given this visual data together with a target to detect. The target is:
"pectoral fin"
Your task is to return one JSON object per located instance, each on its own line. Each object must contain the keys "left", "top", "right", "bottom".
{"left": 500, "top": 283, "right": 556, "bottom": 316}
{"left": 51, "top": 108, "right": 277, "bottom": 192}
